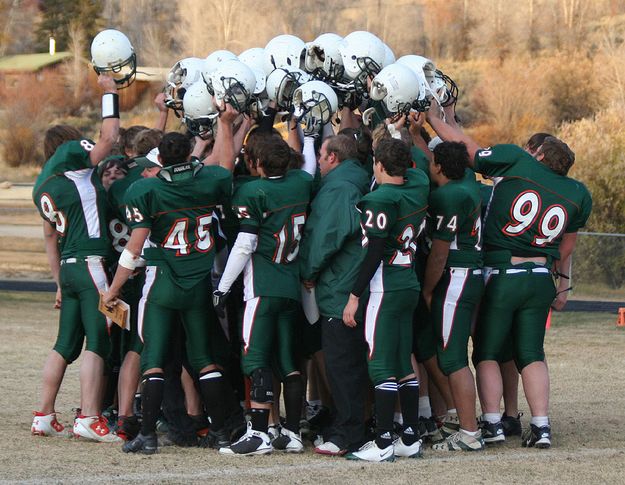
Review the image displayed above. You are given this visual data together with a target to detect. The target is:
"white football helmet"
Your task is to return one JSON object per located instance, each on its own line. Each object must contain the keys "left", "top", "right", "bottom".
{"left": 396, "top": 55, "right": 438, "bottom": 110}
{"left": 238, "top": 48, "right": 269, "bottom": 95}
{"left": 265, "top": 67, "right": 311, "bottom": 110}
{"left": 264, "top": 34, "right": 306, "bottom": 73}
{"left": 382, "top": 43, "right": 396, "bottom": 68}
{"left": 182, "top": 81, "right": 218, "bottom": 139}
{"left": 304, "top": 33, "right": 344, "bottom": 81}
{"left": 203, "top": 50, "right": 239, "bottom": 78}
{"left": 90, "top": 29, "right": 136, "bottom": 88}
{"left": 208, "top": 59, "right": 256, "bottom": 112}
{"left": 339, "top": 31, "right": 386, "bottom": 85}
{"left": 370, "top": 63, "right": 421, "bottom": 115}
{"left": 165, "top": 57, "right": 205, "bottom": 113}
{"left": 293, "top": 80, "right": 338, "bottom": 125}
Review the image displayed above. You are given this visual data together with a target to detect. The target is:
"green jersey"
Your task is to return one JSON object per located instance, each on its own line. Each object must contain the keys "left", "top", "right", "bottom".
{"left": 124, "top": 163, "right": 232, "bottom": 289}
{"left": 358, "top": 168, "right": 429, "bottom": 292}
{"left": 428, "top": 171, "right": 483, "bottom": 268}
{"left": 233, "top": 169, "right": 313, "bottom": 301}
{"left": 474, "top": 144, "right": 592, "bottom": 262}
{"left": 107, "top": 161, "right": 143, "bottom": 254}
{"left": 32, "top": 140, "right": 111, "bottom": 259}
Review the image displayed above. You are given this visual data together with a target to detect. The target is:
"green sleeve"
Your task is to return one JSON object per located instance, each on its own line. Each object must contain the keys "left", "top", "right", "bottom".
{"left": 428, "top": 188, "right": 460, "bottom": 242}
{"left": 124, "top": 182, "right": 153, "bottom": 230}
{"left": 566, "top": 186, "right": 592, "bottom": 233}
{"left": 358, "top": 192, "right": 397, "bottom": 239}
{"left": 232, "top": 183, "right": 263, "bottom": 229}
{"left": 473, "top": 144, "right": 529, "bottom": 177}
{"left": 50, "top": 140, "right": 95, "bottom": 173}
{"left": 411, "top": 146, "right": 430, "bottom": 175}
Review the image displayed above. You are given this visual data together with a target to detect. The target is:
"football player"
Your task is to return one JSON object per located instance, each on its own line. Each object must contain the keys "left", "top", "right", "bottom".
{"left": 343, "top": 138, "right": 430, "bottom": 462}
{"left": 427, "top": 108, "right": 592, "bottom": 449}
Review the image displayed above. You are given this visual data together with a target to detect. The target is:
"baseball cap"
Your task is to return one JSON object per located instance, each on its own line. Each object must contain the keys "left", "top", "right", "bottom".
{"left": 135, "top": 147, "right": 162, "bottom": 168}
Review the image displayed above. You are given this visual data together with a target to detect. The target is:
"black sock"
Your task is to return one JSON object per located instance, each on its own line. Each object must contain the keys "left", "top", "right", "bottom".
{"left": 140, "top": 373, "right": 164, "bottom": 436}
{"left": 250, "top": 408, "right": 269, "bottom": 433}
{"left": 374, "top": 380, "right": 397, "bottom": 448}
{"left": 283, "top": 374, "right": 304, "bottom": 433}
{"left": 199, "top": 370, "right": 226, "bottom": 431}
{"left": 399, "top": 378, "right": 420, "bottom": 445}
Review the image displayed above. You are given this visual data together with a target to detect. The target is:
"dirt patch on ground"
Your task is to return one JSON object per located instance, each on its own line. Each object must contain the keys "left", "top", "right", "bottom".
{"left": 1, "top": 292, "right": 624, "bottom": 483}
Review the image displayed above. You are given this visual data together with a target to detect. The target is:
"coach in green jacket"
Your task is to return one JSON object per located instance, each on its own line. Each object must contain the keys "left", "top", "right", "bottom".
{"left": 300, "top": 134, "right": 370, "bottom": 456}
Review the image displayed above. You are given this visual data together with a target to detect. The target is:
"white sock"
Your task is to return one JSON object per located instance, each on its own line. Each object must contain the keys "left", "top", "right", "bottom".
{"left": 461, "top": 428, "right": 479, "bottom": 437}
{"left": 483, "top": 413, "right": 501, "bottom": 424}
{"left": 418, "top": 397, "right": 432, "bottom": 419}
{"left": 530, "top": 416, "right": 549, "bottom": 427}
{"left": 447, "top": 408, "right": 457, "bottom": 416}
{"left": 394, "top": 412, "right": 403, "bottom": 425}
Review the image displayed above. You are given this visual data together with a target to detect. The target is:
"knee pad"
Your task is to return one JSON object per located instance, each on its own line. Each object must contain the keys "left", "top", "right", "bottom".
{"left": 250, "top": 368, "right": 274, "bottom": 404}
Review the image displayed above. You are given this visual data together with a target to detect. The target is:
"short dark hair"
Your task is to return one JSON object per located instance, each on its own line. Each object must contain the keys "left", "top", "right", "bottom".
{"left": 537, "top": 136, "right": 575, "bottom": 176}
{"left": 158, "top": 132, "right": 191, "bottom": 166}
{"left": 120, "top": 125, "right": 149, "bottom": 155}
{"left": 525, "top": 132, "right": 553, "bottom": 153}
{"left": 374, "top": 138, "right": 412, "bottom": 177}
{"left": 324, "top": 134, "right": 359, "bottom": 163}
{"left": 44, "top": 125, "right": 82, "bottom": 160}
{"left": 257, "top": 137, "right": 291, "bottom": 177}
{"left": 337, "top": 127, "right": 372, "bottom": 165}
{"left": 245, "top": 127, "right": 282, "bottom": 169}
{"left": 133, "top": 129, "right": 164, "bottom": 156}
{"left": 433, "top": 141, "right": 469, "bottom": 180}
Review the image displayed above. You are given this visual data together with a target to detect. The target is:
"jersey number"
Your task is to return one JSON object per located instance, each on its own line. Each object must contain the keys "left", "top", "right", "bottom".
{"left": 272, "top": 213, "right": 306, "bottom": 264}
{"left": 109, "top": 218, "right": 130, "bottom": 253}
{"left": 502, "top": 191, "right": 567, "bottom": 246}
{"left": 390, "top": 224, "right": 417, "bottom": 266}
{"left": 40, "top": 193, "right": 66, "bottom": 235}
{"left": 163, "top": 214, "right": 213, "bottom": 256}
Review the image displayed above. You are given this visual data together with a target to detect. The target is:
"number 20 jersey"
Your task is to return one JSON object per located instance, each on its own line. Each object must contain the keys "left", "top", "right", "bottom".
{"left": 233, "top": 169, "right": 313, "bottom": 301}
{"left": 474, "top": 145, "right": 592, "bottom": 261}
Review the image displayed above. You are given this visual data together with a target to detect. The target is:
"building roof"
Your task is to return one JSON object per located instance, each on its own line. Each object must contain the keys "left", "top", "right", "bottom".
{"left": 0, "top": 52, "right": 72, "bottom": 72}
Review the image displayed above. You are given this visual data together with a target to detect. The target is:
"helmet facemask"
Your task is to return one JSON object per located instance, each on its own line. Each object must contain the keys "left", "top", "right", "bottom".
{"left": 184, "top": 117, "right": 216, "bottom": 140}
{"left": 353, "top": 56, "right": 382, "bottom": 95}
{"left": 213, "top": 76, "right": 252, "bottom": 113}
{"left": 434, "top": 69, "right": 459, "bottom": 108}
{"left": 93, "top": 52, "right": 137, "bottom": 89}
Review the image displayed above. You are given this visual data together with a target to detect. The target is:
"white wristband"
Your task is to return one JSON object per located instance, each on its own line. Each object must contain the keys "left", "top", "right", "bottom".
{"left": 118, "top": 248, "right": 139, "bottom": 270}
{"left": 102, "top": 93, "right": 119, "bottom": 119}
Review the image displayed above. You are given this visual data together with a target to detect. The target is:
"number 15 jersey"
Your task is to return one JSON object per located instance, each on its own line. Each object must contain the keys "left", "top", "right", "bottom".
{"left": 233, "top": 169, "right": 313, "bottom": 301}
{"left": 474, "top": 145, "right": 592, "bottom": 261}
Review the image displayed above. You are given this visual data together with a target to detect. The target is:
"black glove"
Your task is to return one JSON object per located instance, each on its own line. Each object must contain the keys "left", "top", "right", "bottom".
{"left": 212, "top": 290, "right": 230, "bottom": 319}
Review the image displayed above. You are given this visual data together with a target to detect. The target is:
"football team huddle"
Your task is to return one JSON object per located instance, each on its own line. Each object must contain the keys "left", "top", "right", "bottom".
{"left": 30, "top": 28, "right": 592, "bottom": 462}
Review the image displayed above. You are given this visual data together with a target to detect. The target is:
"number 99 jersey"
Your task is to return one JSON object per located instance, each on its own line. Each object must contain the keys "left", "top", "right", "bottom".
{"left": 474, "top": 145, "right": 592, "bottom": 262}
{"left": 358, "top": 168, "right": 430, "bottom": 292}
{"left": 233, "top": 169, "right": 313, "bottom": 301}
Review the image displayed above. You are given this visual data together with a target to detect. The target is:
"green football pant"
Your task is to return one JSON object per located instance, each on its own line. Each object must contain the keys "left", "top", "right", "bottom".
{"left": 365, "top": 289, "right": 419, "bottom": 385}
{"left": 54, "top": 257, "right": 111, "bottom": 363}
{"left": 412, "top": 295, "right": 437, "bottom": 363}
{"left": 120, "top": 268, "right": 145, "bottom": 356}
{"left": 473, "top": 265, "right": 555, "bottom": 370}
{"left": 431, "top": 268, "right": 484, "bottom": 376}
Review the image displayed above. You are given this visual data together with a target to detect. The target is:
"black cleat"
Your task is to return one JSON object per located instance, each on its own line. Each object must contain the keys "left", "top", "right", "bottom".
{"left": 502, "top": 413, "right": 523, "bottom": 437}
{"left": 522, "top": 423, "right": 551, "bottom": 449}
{"left": 478, "top": 419, "right": 505, "bottom": 443}
{"left": 122, "top": 432, "right": 158, "bottom": 454}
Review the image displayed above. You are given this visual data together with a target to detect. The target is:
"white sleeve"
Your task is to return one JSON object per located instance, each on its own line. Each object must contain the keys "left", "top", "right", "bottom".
{"left": 302, "top": 137, "right": 318, "bottom": 176}
{"left": 217, "top": 231, "right": 258, "bottom": 293}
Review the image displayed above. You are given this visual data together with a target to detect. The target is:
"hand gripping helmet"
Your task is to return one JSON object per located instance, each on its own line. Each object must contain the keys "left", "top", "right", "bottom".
{"left": 292, "top": 80, "right": 338, "bottom": 125}
{"left": 339, "top": 31, "right": 386, "bottom": 87}
{"left": 304, "top": 33, "right": 344, "bottom": 81}
{"left": 203, "top": 50, "right": 239, "bottom": 78}
{"left": 165, "top": 57, "right": 205, "bottom": 113}
{"left": 265, "top": 66, "right": 311, "bottom": 110}
{"left": 182, "top": 81, "right": 218, "bottom": 139}
{"left": 264, "top": 34, "right": 306, "bottom": 73}
{"left": 208, "top": 59, "right": 257, "bottom": 113}
{"left": 369, "top": 63, "right": 421, "bottom": 115}
{"left": 90, "top": 29, "right": 136, "bottom": 88}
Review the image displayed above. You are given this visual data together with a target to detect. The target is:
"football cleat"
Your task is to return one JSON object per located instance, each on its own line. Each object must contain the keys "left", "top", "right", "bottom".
{"left": 502, "top": 413, "right": 523, "bottom": 437}
{"left": 268, "top": 424, "right": 281, "bottom": 441}
{"left": 219, "top": 423, "right": 272, "bottom": 456}
{"left": 122, "top": 432, "right": 158, "bottom": 454}
{"left": 116, "top": 415, "right": 141, "bottom": 441}
{"left": 314, "top": 440, "right": 347, "bottom": 456}
{"left": 200, "top": 428, "right": 231, "bottom": 449}
{"left": 393, "top": 437, "right": 424, "bottom": 458}
{"left": 441, "top": 413, "right": 460, "bottom": 438}
{"left": 418, "top": 416, "right": 443, "bottom": 443}
{"left": 272, "top": 427, "right": 304, "bottom": 453}
{"left": 522, "top": 423, "right": 551, "bottom": 449}
{"left": 432, "top": 430, "right": 485, "bottom": 452}
{"left": 478, "top": 417, "right": 505, "bottom": 443}
{"left": 345, "top": 440, "right": 395, "bottom": 462}
{"left": 31, "top": 412, "right": 71, "bottom": 438}
{"left": 73, "top": 415, "right": 123, "bottom": 443}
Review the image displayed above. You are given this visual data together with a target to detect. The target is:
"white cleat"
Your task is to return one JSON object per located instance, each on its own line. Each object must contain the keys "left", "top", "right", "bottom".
{"left": 271, "top": 427, "right": 304, "bottom": 453}
{"left": 31, "top": 412, "right": 71, "bottom": 438}
{"left": 73, "top": 416, "right": 122, "bottom": 443}
{"left": 219, "top": 423, "right": 272, "bottom": 456}
{"left": 345, "top": 440, "right": 395, "bottom": 462}
{"left": 394, "top": 437, "right": 424, "bottom": 458}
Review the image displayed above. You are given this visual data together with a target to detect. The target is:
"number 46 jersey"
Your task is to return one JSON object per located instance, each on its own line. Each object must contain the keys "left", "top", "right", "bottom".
{"left": 233, "top": 169, "right": 313, "bottom": 301}
{"left": 474, "top": 145, "right": 592, "bottom": 261}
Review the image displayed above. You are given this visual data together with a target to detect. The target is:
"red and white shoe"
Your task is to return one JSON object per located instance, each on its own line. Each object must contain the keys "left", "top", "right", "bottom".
{"left": 73, "top": 415, "right": 122, "bottom": 443}
{"left": 32, "top": 412, "right": 70, "bottom": 437}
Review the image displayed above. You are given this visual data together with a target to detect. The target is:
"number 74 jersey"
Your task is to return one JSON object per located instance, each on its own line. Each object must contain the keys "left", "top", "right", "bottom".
{"left": 233, "top": 169, "right": 313, "bottom": 301}
{"left": 475, "top": 145, "right": 592, "bottom": 260}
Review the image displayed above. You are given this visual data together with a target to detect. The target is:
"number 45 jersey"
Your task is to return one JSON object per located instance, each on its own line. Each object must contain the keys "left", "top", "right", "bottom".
{"left": 124, "top": 164, "right": 232, "bottom": 289}
{"left": 233, "top": 169, "right": 313, "bottom": 301}
{"left": 474, "top": 145, "right": 592, "bottom": 261}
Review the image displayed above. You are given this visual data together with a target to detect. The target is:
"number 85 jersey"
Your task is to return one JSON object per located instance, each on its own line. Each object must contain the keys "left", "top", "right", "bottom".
{"left": 474, "top": 145, "right": 592, "bottom": 260}
{"left": 233, "top": 169, "right": 313, "bottom": 301}
{"left": 359, "top": 168, "right": 430, "bottom": 292}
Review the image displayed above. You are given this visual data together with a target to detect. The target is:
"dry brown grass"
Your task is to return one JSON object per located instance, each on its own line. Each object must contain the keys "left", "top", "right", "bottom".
{"left": 1, "top": 291, "right": 624, "bottom": 484}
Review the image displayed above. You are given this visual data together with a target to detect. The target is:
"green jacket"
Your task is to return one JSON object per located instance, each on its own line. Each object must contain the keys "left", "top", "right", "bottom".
{"left": 300, "top": 159, "right": 369, "bottom": 319}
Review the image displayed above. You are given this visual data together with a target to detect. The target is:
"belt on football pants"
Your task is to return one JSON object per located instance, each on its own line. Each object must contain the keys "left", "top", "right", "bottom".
{"left": 446, "top": 267, "right": 482, "bottom": 276}
{"left": 60, "top": 256, "right": 105, "bottom": 265}
{"left": 490, "top": 267, "right": 550, "bottom": 275}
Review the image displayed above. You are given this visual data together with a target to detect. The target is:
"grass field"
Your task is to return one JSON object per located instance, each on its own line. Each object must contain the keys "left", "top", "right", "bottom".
{"left": 1, "top": 291, "right": 625, "bottom": 484}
